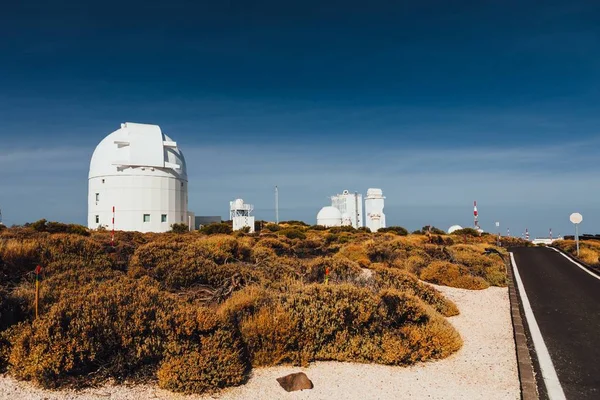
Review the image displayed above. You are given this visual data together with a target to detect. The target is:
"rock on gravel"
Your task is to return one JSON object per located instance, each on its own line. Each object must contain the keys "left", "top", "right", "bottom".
{"left": 0, "top": 284, "right": 519, "bottom": 400}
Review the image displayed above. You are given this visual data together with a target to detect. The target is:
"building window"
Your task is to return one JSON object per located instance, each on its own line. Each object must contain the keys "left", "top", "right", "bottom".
{"left": 143, "top": 214, "right": 150, "bottom": 222}
{"left": 95, "top": 215, "right": 99, "bottom": 224}
{"left": 161, "top": 214, "right": 167, "bottom": 223}
{"left": 95, "top": 193, "right": 100, "bottom": 202}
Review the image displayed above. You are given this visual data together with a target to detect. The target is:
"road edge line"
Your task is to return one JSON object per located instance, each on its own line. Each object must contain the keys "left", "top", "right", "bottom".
{"left": 548, "top": 247, "right": 600, "bottom": 281}
{"left": 510, "top": 252, "right": 566, "bottom": 400}
{"left": 506, "top": 251, "right": 539, "bottom": 400}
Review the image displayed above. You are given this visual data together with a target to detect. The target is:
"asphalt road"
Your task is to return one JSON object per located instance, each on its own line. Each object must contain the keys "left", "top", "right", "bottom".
{"left": 511, "top": 247, "right": 600, "bottom": 400}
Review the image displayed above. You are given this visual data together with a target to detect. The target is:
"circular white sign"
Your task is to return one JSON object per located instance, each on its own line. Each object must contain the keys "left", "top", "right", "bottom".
{"left": 570, "top": 212, "right": 583, "bottom": 224}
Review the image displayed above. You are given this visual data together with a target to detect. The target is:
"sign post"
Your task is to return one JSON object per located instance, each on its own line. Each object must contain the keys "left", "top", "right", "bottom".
{"left": 569, "top": 213, "right": 583, "bottom": 256}
{"left": 495, "top": 221, "right": 500, "bottom": 246}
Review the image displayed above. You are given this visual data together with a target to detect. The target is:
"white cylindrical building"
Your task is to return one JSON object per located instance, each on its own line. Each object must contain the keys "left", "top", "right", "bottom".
{"left": 365, "top": 188, "right": 385, "bottom": 232}
{"left": 88, "top": 122, "right": 189, "bottom": 233}
{"left": 317, "top": 206, "right": 343, "bottom": 227}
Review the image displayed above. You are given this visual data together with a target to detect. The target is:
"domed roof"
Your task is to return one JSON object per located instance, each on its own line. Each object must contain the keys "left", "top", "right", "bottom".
{"left": 317, "top": 206, "right": 342, "bottom": 220}
{"left": 448, "top": 225, "right": 463, "bottom": 233}
{"left": 89, "top": 122, "right": 187, "bottom": 180}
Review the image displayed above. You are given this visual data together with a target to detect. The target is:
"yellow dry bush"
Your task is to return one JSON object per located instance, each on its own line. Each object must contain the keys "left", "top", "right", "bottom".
{"left": 157, "top": 329, "right": 247, "bottom": 394}
{"left": 447, "top": 244, "right": 506, "bottom": 286}
{"left": 238, "top": 305, "right": 298, "bottom": 366}
{"left": 370, "top": 266, "right": 459, "bottom": 317}
{"left": 0, "top": 240, "right": 40, "bottom": 281}
{"left": 338, "top": 243, "right": 370, "bottom": 268}
{"left": 253, "top": 237, "right": 291, "bottom": 257}
{"left": 420, "top": 261, "right": 489, "bottom": 290}
{"left": 578, "top": 247, "right": 599, "bottom": 265}
{"left": 304, "top": 256, "right": 362, "bottom": 284}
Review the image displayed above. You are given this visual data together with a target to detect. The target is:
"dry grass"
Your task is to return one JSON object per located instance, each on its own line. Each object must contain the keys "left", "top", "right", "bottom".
{"left": 553, "top": 240, "right": 600, "bottom": 266}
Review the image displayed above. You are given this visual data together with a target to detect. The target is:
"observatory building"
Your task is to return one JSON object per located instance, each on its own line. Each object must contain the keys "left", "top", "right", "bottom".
{"left": 331, "top": 190, "right": 363, "bottom": 229}
{"left": 88, "top": 122, "right": 190, "bottom": 233}
{"left": 448, "top": 225, "right": 463, "bottom": 234}
{"left": 365, "top": 188, "right": 385, "bottom": 232}
{"left": 317, "top": 206, "right": 343, "bottom": 227}
{"left": 230, "top": 198, "right": 255, "bottom": 232}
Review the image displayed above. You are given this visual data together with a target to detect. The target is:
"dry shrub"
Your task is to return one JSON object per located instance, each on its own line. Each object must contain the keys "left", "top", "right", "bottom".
{"left": 338, "top": 243, "right": 370, "bottom": 268}
{"left": 0, "top": 240, "right": 41, "bottom": 282}
{"left": 371, "top": 266, "right": 459, "bottom": 317}
{"left": 157, "top": 329, "right": 247, "bottom": 394}
{"left": 554, "top": 240, "right": 600, "bottom": 266}
{"left": 420, "top": 261, "right": 489, "bottom": 290}
{"left": 447, "top": 244, "right": 506, "bottom": 286}
{"left": 403, "top": 254, "right": 430, "bottom": 274}
{"left": 291, "top": 237, "right": 327, "bottom": 258}
{"left": 0, "top": 228, "right": 469, "bottom": 395}
{"left": 577, "top": 247, "right": 599, "bottom": 265}
{"left": 304, "top": 256, "right": 362, "bottom": 284}
{"left": 229, "top": 284, "right": 461, "bottom": 367}
{"left": 253, "top": 237, "right": 292, "bottom": 257}
{"left": 6, "top": 276, "right": 248, "bottom": 392}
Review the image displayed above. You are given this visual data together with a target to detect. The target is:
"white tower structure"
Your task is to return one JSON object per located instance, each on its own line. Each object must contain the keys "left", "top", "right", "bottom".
{"left": 331, "top": 190, "right": 363, "bottom": 229}
{"left": 88, "top": 122, "right": 189, "bottom": 233}
{"left": 365, "top": 188, "right": 385, "bottom": 232}
{"left": 230, "top": 199, "right": 255, "bottom": 232}
{"left": 317, "top": 206, "right": 343, "bottom": 227}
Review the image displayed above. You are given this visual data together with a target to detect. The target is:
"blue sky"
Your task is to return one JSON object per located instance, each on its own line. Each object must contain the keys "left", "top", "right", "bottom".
{"left": 1, "top": 0, "right": 599, "bottom": 237}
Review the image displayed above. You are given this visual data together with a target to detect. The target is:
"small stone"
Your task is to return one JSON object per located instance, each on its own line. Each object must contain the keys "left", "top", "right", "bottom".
{"left": 276, "top": 372, "right": 314, "bottom": 392}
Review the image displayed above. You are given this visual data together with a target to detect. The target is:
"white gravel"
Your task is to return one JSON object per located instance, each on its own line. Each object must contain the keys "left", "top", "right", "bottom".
{"left": 0, "top": 285, "right": 519, "bottom": 400}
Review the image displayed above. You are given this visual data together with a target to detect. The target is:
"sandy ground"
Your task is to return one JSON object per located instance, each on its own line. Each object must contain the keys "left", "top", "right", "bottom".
{"left": 0, "top": 284, "right": 519, "bottom": 400}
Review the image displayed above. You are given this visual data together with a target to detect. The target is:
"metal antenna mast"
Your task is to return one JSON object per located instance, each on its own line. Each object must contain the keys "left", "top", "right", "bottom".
{"left": 275, "top": 186, "right": 279, "bottom": 224}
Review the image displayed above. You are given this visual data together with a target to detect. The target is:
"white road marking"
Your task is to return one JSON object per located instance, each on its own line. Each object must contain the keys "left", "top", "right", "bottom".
{"left": 510, "top": 252, "right": 566, "bottom": 400}
{"left": 549, "top": 247, "right": 600, "bottom": 281}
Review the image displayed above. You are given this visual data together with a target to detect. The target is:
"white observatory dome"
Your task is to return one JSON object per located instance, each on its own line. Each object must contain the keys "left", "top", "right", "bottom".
{"left": 317, "top": 206, "right": 343, "bottom": 227}
{"left": 88, "top": 122, "right": 189, "bottom": 233}
{"left": 448, "top": 225, "right": 463, "bottom": 234}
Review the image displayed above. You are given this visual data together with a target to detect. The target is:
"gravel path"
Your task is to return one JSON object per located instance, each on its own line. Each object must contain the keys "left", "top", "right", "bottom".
{"left": 0, "top": 285, "right": 519, "bottom": 400}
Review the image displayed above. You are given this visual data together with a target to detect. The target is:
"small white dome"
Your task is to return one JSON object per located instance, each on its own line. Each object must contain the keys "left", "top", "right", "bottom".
{"left": 318, "top": 206, "right": 342, "bottom": 220}
{"left": 448, "top": 225, "right": 463, "bottom": 234}
{"left": 317, "top": 206, "right": 342, "bottom": 227}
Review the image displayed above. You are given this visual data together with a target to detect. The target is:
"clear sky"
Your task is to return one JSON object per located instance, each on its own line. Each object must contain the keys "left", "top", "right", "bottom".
{"left": 1, "top": 0, "right": 599, "bottom": 238}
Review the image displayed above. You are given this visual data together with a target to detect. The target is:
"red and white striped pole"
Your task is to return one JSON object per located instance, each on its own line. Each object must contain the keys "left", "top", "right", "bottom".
{"left": 473, "top": 201, "right": 479, "bottom": 229}
{"left": 111, "top": 206, "right": 115, "bottom": 247}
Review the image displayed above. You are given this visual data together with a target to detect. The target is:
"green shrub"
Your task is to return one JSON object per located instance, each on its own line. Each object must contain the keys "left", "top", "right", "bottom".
{"left": 170, "top": 223, "right": 189, "bottom": 233}
{"left": 278, "top": 228, "right": 306, "bottom": 240}
{"left": 450, "top": 228, "right": 480, "bottom": 237}
{"left": 263, "top": 224, "right": 281, "bottom": 232}
{"left": 378, "top": 226, "right": 408, "bottom": 236}
{"left": 199, "top": 223, "right": 231, "bottom": 235}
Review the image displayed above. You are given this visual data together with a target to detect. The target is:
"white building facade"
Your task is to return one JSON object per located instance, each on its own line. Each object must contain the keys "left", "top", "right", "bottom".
{"left": 230, "top": 198, "right": 255, "bottom": 232}
{"left": 331, "top": 190, "right": 363, "bottom": 229}
{"left": 364, "top": 188, "right": 385, "bottom": 232}
{"left": 88, "top": 122, "right": 189, "bottom": 233}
